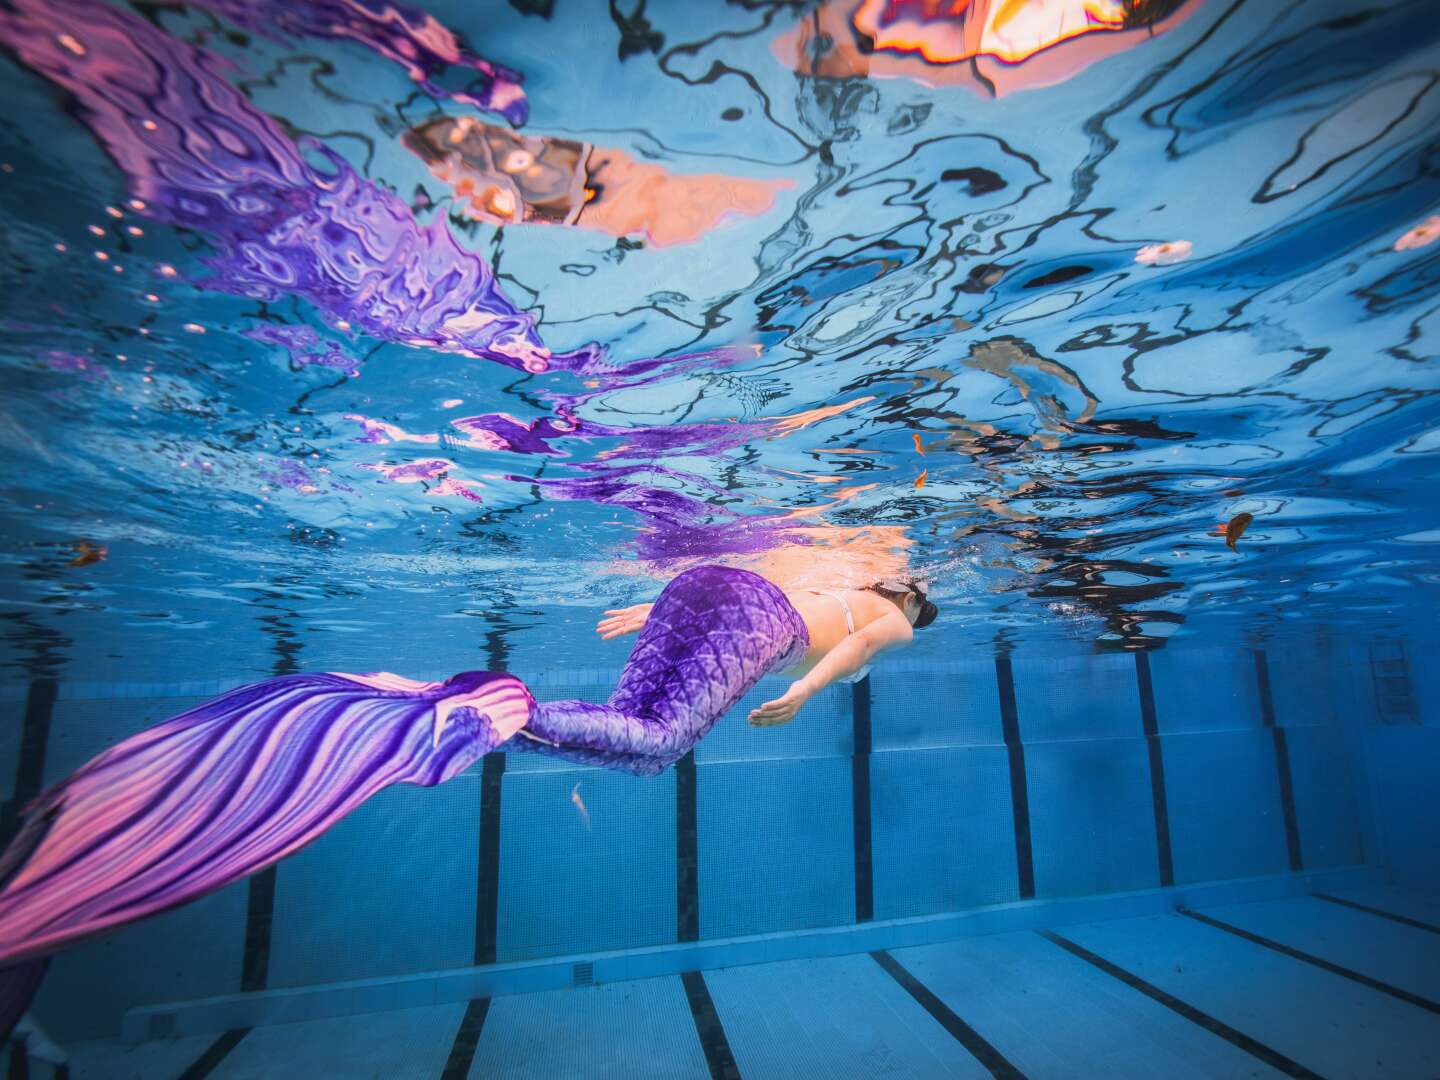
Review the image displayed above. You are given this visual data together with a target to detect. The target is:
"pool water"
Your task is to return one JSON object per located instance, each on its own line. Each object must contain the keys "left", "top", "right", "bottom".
{"left": 0, "top": 0, "right": 1437, "bottom": 1076}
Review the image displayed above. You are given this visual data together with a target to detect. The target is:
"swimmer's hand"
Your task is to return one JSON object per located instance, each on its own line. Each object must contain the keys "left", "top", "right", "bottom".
{"left": 748, "top": 683, "right": 811, "bottom": 727}
{"left": 597, "top": 603, "right": 654, "bottom": 640}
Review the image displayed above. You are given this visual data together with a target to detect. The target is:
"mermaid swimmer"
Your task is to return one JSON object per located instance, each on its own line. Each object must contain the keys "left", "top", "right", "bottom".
{"left": 0, "top": 565, "right": 937, "bottom": 1033}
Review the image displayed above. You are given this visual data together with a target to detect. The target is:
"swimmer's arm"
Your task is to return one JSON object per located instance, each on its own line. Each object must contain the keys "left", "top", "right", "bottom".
{"left": 749, "top": 612, "right": 912, "bottom": 726}
{"left": 596, "top": 602, "right": 654, "bottom": 640}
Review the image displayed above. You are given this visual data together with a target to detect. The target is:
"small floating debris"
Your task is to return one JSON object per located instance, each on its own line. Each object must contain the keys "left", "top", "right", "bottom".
{"left": 1394, "top": 215, "right": 1440, "bottom": 252}
{"left": 1134, "top": 240, "right": 1192, "bottom": 266}
{"left": 571, "top": 781, "right": 591, "bottom": 830}
{"left": 1214, "top": 512, "right": 1253, "bottom": 551}
{"left": 914, "top": 469, "right": 927, "bottom": 489}
{"left": 912, "top": 433, "right": 925, "bottom": 455}
{"left": 68, "top": 540, "right": 107, "bottom": 567}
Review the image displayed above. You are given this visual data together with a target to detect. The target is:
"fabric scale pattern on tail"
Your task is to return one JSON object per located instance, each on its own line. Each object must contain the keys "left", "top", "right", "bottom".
{"left": 505, "top": 566, "right": 810, "bottom": 775}
{"left": 0, "top": 671, "right": 531, "bottom": 970}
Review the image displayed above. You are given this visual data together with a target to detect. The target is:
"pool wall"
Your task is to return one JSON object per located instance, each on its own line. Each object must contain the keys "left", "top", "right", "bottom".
{"left": 2, "top": 629, "right": 1429, "bottom": 1042}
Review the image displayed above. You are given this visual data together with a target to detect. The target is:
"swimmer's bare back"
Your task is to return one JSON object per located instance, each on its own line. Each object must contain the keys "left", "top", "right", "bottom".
{"left": 598, "top": 579, "right": 916, "bottom": 728}
{"left": 782, "top": 588, "right": 912, "bottom": 676}
{"left": 746, "top": 588, "right": 913, "bottom": 725}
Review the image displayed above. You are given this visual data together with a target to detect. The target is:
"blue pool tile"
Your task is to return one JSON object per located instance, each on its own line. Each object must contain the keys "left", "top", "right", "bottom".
{"left": 1024, "top": 737, "right": 1161, "bottom": 898}
{"left": 472, "top": 976, "right": 708, "bottom": 1079}
{"left": 697, "top": 756, "right": 853, "bottom": 939}
{"left": 1282, "top": 725, "right": 1362, "bottom": 868}
{"left": 893, "top": 932, "right": 1290, "bottom": 1079}
{"left": 1011, "top": 652, "right": 1142, "bottom": 742}
{"left": 1148, "top": 647, "right": 1261, "bottom": 734}
{"left": 1317, "top": 882, "right": 1440, "bottom": 927}
{"left": 695, "top": 678, "right": 850, "bottom": 763}
{"left": 870, "top": 746, "right": 1019, "bottom": 919}
{"left": 870, "top": 664, "right": 1003, "bottom": 750}
{"left": 211, "top": 1002, "right": 466, "bottom": 1079}
{"left": 268, "top": 774, "right": 480, "bottom": 987}
{"left": 1264, "top": 644, "right": 1339, "bottom": 727}
{"left": 68, "top": 1033, "right": 218, "bottom": 1080}
{"left": 498, "top": 763, "right": 676, "bottom": 961}
{"left": 1062, "top": 912, "right": 1440, "bottom": 1078}
{"left": 1198, "top": 895, "right": 1440, "bottom": 1002}
{"left": 1161, "top": 729, "right": 1289, "bottom": 884}
{"left": 1369, "top": 725, "right": 1440, "bottom": 890}
{"left": 34, "top": 880, "right": 248, "bottom": 1041}
{"left": 705, "top": 953, "right": 994, "bottom": 1078}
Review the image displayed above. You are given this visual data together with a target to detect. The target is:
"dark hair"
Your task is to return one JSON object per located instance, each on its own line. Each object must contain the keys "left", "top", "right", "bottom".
{"left": 867, "top": 579, "right": 938, "bottom": 629}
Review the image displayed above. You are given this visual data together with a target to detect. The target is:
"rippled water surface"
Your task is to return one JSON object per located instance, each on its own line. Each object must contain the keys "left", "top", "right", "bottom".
{"left": 1, "top": 0, "right": 1437, "bottom": 676}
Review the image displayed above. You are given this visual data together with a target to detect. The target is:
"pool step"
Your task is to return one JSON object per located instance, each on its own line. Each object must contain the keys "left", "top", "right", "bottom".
{"left": 120, "top": 864, "right": 1379, "bottom": 1043}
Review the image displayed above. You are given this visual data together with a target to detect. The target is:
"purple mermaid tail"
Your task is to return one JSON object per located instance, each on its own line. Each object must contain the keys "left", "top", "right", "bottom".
{"left": 505, "top": 566, "right": 810, "bottom": 775}
{"left": 0, "top": 566, "right": 805, "bottom": 1029}
{"left": 0, "top": 671, "right": 531, "bottom": 972}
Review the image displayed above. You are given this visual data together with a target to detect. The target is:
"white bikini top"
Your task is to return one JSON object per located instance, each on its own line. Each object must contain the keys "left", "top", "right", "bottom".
{"left": 811, "top": 590, "right": 872, "bottom": 685}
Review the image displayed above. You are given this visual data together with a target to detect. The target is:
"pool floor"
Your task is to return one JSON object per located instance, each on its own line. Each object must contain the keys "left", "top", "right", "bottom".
{"left": 51, "top": 883, "right": 1440, "bottom": 1079}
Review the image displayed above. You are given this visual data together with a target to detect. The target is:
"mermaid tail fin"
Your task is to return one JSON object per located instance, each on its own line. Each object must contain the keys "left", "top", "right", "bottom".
{"left": 0, "top": 670, "right": 532, "bottom": 973}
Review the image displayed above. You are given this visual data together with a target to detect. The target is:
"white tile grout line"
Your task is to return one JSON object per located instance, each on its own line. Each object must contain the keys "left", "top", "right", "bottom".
{"left": 119, "top": 865, "right": 1382, "bottom": 1043}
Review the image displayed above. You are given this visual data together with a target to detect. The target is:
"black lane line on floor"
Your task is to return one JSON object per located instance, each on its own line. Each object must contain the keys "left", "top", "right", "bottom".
{"left": 852, "top": 676, "right": 874, "bottom": 924}
{"left": 1254, "top": 650, "right": 1303, "bottom": 872}
{"left": 1134, "top": 652, "right": 1175, "bottom": 888}
{"left": 240, "top": 869, "right": 275, "bottom": 993}
{"left": 1181, "top": 909, "right": 1440, "bottom": 1015}
{"left": 677, "top": 750, "right": 699, "bottom": 942}
{"left": 0, "top": 679, "right": 58, "bottom": 847}
{"left": 1037, "top": 931, "right": 1322, "bottom": 1080}
{"left": 681, "top": 970, "right": 741, "bottom": 1080}
{"left": 993, "top": 656, "right": 1035, "bottom": 900}
{"left": 440, "top": 997, "right": 492, "bottom": 1080}
{"left": 474, "top": 752, "right": 506, "bottom": 966}
{"left": 7, "top": 1037, "right": 27, "bottom": 1080}
{"left": 177, "top": 1028, "right": 250, "bottom": 1080}
{"left": 871, "top": 950, "right": 1026, "bottom": 1079}
{"left": 1312, "top": 892, "right": 1440, "bottom": 935}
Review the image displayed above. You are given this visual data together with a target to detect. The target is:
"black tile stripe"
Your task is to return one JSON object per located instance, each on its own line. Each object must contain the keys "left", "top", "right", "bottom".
{"left": 681, "top": 970, "right": 740, "bottom": 1080}
{"left": 7, "top": 1037, "right": 27, "bottom": 1080}
{"left": 1181, "top": 909, "right": 1440, "bottom": 1015}
{"left": 13, "top": 680, "right": 56, "bottom": 806}
{"left": 676, "top": 750, "right": 699, "bottom": 942}
{"left": 237, "top": 627, "right": 302, "bottom": 992}
{"left": 1134, "top": 652, "right": 1174, "bottom": 887}
{"left": 871, "top": 950, "right": 1025, "bottom": 1078}
{"left": 1036, "top": 931, "right": 1321, "bottom": 1079}
{"left": 993, "top": 656, "right": 1034, "bottom": 900}
{"left": 0, "top": 680, "right": 58, "bottom": 847}
{"left": 1253, "top": 651, "right": 1302, "bottom": 872}
{"left": 1312, "top": 892, "right": 1440, "bottom": 935}
{"left": 852, "top": 676, "right": 873, "bottom": 924}
{"left": 176, "top": 1028, "right": 249, "bottom": 1080}
{"left": 440, "top": 997, "right": 492, "bottom": 1080}
{"left": 474, "top": 753, "right": 506, "bottom": 966}
{"left": 239, "top": 869, "right": 275, "bottom": 993}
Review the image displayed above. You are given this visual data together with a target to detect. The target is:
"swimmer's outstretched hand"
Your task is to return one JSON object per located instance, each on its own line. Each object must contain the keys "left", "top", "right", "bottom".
{"left": 597, "top": 603, "right": 654, "bottom": 640}
{"left": 748, "top": 683, "right": 811, "bottom": 727}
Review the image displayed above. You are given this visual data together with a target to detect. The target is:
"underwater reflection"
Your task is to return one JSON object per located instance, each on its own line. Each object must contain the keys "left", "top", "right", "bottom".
{"left": 773, "top": 0, "right": 1197, "bottom": 95}
{"left": 0, "top": 0, "right": 1437, "bottom": 665}
{"left": 404, "top": 117, "right": 792, "bottom": 246}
